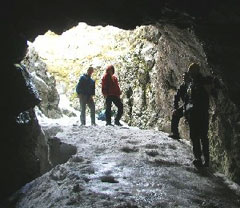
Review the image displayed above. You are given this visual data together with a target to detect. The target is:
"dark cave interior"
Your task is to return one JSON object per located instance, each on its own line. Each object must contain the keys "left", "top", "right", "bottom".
{"left": 1, "top": 0, "right": 240, "bottom": 200}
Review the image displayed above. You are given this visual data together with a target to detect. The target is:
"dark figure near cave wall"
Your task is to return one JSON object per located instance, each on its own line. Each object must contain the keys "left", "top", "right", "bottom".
{"left": 170, "top": 63, "right": 219, "bottom": 168}
{"left": 185, "top": 63, "right": 210, "bottom": 168}
{"left": 169, "top": 71, "right": 191, "bottom": 140}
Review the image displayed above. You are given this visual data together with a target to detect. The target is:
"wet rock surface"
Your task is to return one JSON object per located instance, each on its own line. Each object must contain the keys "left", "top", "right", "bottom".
{"left": 9, "top": 120, "right": 240, "bottom": 208}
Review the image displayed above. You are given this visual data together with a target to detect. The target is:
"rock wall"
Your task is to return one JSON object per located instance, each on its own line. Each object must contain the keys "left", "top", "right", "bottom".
{"left": 23, "top": 47, "right": 62, "bottom": 119}
{"left": 119, "top": 24, "right": 209, "bottom": 132}
{"left": 195, "top": 25, "right": 240, "bottom": 183}
{"left": 208, "top": 91, "right": 240, "bottom": 183}
{"left": 1, "top": 62, "right": 51, "bottom": 199}
{"left": 119, "top": 24, "right": 240, "bottom": 184}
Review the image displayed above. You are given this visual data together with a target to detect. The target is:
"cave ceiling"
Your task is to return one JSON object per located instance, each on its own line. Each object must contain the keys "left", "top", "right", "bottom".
{"left": 3, "top": 0, "right": 230, "bottom": 40}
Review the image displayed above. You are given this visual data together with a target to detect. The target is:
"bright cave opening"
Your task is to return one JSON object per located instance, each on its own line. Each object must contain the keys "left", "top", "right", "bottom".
{"left": 23, "top": 22, "right": 159, "bottom": 126}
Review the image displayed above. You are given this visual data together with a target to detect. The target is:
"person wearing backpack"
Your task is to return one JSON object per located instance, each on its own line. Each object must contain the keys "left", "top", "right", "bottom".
{"left": 76, "top": 66, "right": 96, "bottom": 126}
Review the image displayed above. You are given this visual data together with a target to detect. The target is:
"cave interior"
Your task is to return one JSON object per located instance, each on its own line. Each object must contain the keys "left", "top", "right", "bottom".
{"left": 1, "top": 0, "right": 240, "bottom": 201}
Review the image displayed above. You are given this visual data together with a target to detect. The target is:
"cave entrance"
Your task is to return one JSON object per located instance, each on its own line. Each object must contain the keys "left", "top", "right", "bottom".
{"left": 23, "top": 22, "right": 159, "bottom": 126}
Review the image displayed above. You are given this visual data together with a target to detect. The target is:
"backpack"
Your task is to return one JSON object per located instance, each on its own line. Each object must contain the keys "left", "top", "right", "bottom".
{"left": 76, "top": 81, "right": 81, "bottom": 94}
{"left": 97, "top": 110, "right": 106, "bottom": 121}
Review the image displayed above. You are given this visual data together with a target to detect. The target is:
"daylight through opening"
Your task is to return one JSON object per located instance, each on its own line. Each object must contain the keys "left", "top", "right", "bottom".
{"left": 23, "top": 22, "right": 159, "bottom": 127}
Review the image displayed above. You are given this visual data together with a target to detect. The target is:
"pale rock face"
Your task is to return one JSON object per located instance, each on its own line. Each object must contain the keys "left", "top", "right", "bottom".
{"left": 23, "top": 47, "right": 62, "bottom": 119}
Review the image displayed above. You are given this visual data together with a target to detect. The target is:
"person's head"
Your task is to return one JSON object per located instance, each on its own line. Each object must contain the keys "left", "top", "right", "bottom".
{"left": 87, "top": 66, "right": 94, "bottom": 76}
{"left": 106, "top": 65, "right": 115, "bottom": 75}
{"left": 188, "top": 63, "right": 200, "bottom": 79}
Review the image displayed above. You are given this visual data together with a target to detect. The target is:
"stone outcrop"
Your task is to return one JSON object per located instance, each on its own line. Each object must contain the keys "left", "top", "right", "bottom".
{"left": 120, "top": 24, "right": 240, "bottom": 184}
{"left": 23, "top": 47, "right": 62, "bottom": 118}
{"left": 196, "top": 25, "right": 240, "bottom": 183}
{"left": 0, "top": 63, "right": 51, "bottom": 199}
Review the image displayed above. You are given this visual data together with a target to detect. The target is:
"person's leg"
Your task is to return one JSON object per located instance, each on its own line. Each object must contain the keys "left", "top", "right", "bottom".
{"left": 170, "top": 107, "right": 183, "bottom": 139}
{"left": 192, "top": 135, "right": 202, "bottom": 162}
{"left": 189, "top": 116, "right": 203, "bottom": 167}
{"left": 201, "top": 136, "right": 209, "bottom": 167}
{"left": 112, "top": 96, "right": 123, "bottom": 125}
{"left": 105, "top": 96, "right": 113, "bottom": 125}
{"left": 200, "top": 115, "right": 210, "bottom": 167}
{"left": 87, "top": 97, "right": 96, "bottom": 125}
{"left": 79, "top": 94, "right": 87, "bottom": 125}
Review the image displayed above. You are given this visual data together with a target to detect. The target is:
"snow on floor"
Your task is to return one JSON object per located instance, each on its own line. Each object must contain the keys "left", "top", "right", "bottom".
{"left": 8, "top": 115, "right": 240, "bottom": 208}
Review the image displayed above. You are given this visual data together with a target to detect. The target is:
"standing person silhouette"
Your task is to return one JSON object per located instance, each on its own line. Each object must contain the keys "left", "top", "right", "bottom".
{"left": 184, "top": 63, "right": 211, "bottom": 168}
{"left": 101, "top": 65, "right": 123, "bottom": 126}
{"left": 76, "top": 66, "right": 96, "bottom": 126}
{"left": 169, "top": 71, "right": 191, "bottom": 140}
{"left": 170, "top": 63, "right": 217, "bottom": 168}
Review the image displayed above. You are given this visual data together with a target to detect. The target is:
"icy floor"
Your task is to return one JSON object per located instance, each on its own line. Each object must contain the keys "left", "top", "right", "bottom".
{"left": 9, "top": 116, "right": 240, "bottom": 208}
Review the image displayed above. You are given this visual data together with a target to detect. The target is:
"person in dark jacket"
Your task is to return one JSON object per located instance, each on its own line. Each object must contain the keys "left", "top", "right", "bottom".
{"left": 101, "top": 65, "right": 123, "bottom": 126}
{"left": 169, "top": 71, "right": 191, "bottom": 140}
{"left": 185, "top": 63, "right": 211, "bottom": 168}
{"left": 171, "top": 63, "right": 218, "bottom": 168}
{"left": 76, "top": 66, "right": 96, "bottom": 125}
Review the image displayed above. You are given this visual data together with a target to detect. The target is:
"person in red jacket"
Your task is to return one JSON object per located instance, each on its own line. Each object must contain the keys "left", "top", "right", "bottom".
{"left": 101, "top": 65, "right": 123, "bottom": 126}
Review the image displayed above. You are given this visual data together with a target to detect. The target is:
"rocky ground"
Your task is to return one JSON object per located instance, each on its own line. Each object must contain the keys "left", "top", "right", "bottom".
{"left": 4, "top": 116, "right": 240, "bottom": 208}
